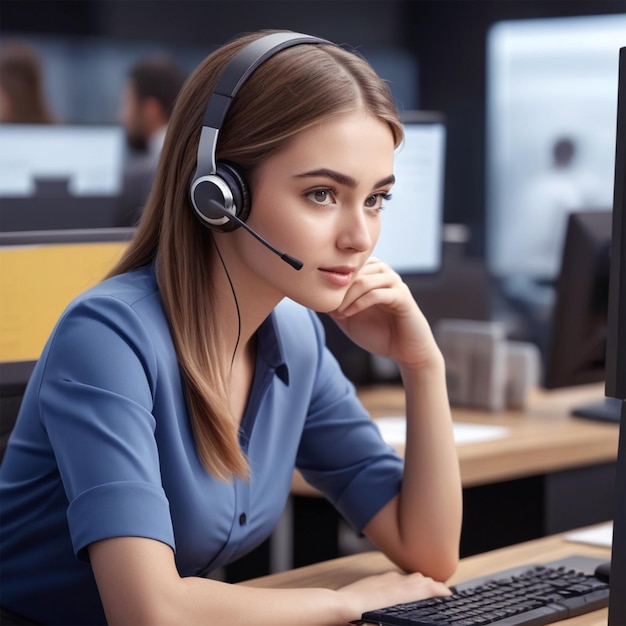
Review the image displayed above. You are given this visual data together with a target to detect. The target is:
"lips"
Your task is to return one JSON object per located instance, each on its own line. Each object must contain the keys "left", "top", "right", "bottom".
{"left": 318, "top": 266, "right": 355, "bottom": 286}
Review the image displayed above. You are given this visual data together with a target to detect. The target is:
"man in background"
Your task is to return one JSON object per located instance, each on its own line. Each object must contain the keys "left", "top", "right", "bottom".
{"left": 498, "top": 136, "right": 587, "bottom": 354}
{"left": 117, "top": 55, "right": 187, "bottom": 225}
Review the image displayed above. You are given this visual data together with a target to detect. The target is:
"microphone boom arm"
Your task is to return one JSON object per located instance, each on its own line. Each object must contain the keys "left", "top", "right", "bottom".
{"left": 207, "top": 200, "right": 303, "bottom": 270}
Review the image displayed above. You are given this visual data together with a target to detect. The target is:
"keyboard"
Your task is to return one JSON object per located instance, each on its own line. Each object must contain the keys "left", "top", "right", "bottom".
{"left": 352, "top": 556, "right": 609, "bottom": 626}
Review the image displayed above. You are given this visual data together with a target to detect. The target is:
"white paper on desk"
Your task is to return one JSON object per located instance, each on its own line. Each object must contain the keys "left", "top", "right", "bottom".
{"left": 564, "top": 522, "right": 613, "bottom": 548}
{"left": 374, "top": 416, "right": 509, "bottom": 445}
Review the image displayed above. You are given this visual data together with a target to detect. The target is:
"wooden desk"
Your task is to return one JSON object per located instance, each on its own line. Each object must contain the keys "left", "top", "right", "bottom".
{"left": 243, "top": 529, "right": 612, "bottom": 626}
{"left": 292, "top": 383, "right": 619, "bottom": 496}
{"left": 278, "top": 383, "right": 619, "bottom": 574}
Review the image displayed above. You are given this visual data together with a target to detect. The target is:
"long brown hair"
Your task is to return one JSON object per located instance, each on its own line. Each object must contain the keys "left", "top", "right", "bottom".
{"left": 0, "top": 40, "right": 56, "bottom": 124}
{"left": 108, "top": 31, "right": 404, "bottom": 480}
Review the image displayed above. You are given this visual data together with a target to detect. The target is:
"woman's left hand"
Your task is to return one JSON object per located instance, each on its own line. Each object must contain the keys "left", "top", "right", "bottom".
{"left": 329, "top": 258, "right": 438, "bottom": 369}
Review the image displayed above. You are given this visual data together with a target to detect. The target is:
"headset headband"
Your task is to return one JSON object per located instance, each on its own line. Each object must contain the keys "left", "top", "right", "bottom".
{"left": 194, "top": 32, "right": 330, "bottom": 181}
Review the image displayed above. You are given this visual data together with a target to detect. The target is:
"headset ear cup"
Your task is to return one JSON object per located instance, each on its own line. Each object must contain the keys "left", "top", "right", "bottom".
{"left": 216, "top": 161, "right": 251, "bottom": 228}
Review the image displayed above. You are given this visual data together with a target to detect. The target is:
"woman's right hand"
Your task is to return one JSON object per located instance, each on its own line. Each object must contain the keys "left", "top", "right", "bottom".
{"left": 336, "top": 569, "right": 451, "bottom": 620}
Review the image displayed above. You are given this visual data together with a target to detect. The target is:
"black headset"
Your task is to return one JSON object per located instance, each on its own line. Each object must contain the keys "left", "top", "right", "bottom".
{"left": 189, "top": 32, "right": 329, "bottom": 235}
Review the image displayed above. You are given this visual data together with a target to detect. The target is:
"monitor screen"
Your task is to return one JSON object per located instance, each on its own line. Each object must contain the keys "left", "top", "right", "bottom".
{"left": 373, "top": 111, "right": 446, "bottom": 275}
{"left": 543, "top": 210, "right": 612, "bottom": 391}
{"left": 0, "top": 123, "right": 124, "bottom": 197}
{"left": 486, "top": 14, "right": 626, "bottom": 280}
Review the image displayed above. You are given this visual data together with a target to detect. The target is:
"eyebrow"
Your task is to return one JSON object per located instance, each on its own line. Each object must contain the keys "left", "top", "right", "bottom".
{"left": 295, "top": 168, "right": 395, "bottom": 189}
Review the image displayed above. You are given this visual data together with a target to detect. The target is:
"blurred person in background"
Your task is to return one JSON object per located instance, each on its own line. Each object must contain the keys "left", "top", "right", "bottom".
{"left": 498, "top": 136, "right": 588, "bottom": 353}
{"left": 0, "top": 39, "right": 57, "bottom": 124}
{"left": 117, "top": 55, "right": 187, "bottom": 224}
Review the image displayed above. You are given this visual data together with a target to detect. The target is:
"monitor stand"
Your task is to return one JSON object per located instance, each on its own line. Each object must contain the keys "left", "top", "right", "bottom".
{"left": 571, "top": 396, "right": 622, "bottom": 423}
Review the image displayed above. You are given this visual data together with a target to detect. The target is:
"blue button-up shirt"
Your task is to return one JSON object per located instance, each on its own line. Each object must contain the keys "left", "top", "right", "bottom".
{"left": 0, "top": 265, "right": 403, "bottom": 625}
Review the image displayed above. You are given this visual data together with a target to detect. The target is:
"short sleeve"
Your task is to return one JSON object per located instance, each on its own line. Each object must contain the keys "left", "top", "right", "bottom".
{"left": 295, "top": 312, "right": 403, "bottom": 533}
{"left": 38, "top": 293, "right": 175, "bottom": 559}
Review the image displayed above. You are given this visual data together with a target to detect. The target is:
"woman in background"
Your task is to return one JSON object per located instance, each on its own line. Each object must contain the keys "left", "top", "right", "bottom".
{"left": 0, "top": 39, "right": 56, "bottom": 124}
{"left": 0, "top": 30, "right": 462, "bottom": 625}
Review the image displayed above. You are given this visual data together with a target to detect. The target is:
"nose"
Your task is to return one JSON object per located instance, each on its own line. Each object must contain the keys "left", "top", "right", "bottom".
{"left": 336, "top": 206, "right": 377, "bottom": 253}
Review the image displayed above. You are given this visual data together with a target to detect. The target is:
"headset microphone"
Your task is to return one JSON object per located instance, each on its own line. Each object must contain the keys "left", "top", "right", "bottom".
{"left": 207, "top": 200, "right": 303, "bottom": 270}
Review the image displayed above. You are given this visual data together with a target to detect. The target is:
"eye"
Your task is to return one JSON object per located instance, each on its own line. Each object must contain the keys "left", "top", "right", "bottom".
{"left": 306, "top": 188, "right": 335, "bottom": 206}
{"left": 365, "top": 192, "right": 392, "bottom": 211}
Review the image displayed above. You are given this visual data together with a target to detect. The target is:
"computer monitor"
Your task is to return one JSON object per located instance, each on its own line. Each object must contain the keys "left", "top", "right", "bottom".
{"left": 0, "top": 123, "right": 124, "bottom": 196}
{"left": 372, "top": 110, "right": 446, "bottom": 275}
{"left": 543, "top": 210, "right": 612, "bottom": 389}
{"left": 605, "top": 46, "right": 625, "bottom": 626}
{"left": 542, "top": 210, "right": 623, "bottom": 424}
{"left": 0, "top": 124, "right": 127, "bottom": 231}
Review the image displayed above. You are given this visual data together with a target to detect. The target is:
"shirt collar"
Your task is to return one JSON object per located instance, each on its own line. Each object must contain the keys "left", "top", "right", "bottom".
{"left": 257, "top": 311, "right": 290, "bottom": 385}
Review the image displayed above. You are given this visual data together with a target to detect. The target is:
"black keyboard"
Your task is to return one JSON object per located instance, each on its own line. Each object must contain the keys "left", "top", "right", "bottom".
{"left": 353, "top": 556, "right": 610, "bottom": 626}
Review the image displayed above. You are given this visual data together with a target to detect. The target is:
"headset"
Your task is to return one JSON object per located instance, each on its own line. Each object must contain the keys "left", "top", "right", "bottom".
{"left": 189, "top": 31, "right": 331, "bottom": 270}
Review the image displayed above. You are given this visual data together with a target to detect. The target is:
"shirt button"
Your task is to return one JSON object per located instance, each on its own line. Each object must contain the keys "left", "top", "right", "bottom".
{"left": 239, "top": 513, "right": 247, "bottom": 526}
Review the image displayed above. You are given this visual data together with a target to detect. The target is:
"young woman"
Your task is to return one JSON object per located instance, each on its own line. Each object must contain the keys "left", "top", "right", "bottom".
{"left": 0, "top": 30, "right": 462, "bottom": 625}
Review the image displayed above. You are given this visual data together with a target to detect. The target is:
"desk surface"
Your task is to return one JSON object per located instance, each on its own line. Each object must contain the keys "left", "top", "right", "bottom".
{"left": 243, "top": 528, "right": 612, "bottom": 625}
{"left": 292, "top": 383, "right": 619, "bottom": 496}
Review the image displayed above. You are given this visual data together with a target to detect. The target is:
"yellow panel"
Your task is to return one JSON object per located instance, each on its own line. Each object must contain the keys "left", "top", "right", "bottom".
{"left": 0, "top": 242, "right": 128, "bottom": 362}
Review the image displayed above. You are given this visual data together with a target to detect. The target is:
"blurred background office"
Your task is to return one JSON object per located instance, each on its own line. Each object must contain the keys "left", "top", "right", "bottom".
{"left": 0, "top": 0, "right": 625, "bottom": 373}
{"left": 1, "top": 0, "right": 625, "bottom": 576}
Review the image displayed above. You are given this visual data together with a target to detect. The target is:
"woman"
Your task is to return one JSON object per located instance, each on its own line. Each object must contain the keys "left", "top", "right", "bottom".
{"left": 0, "top": 30, "right": 462, "bottom": 625}
{"left": 0, "top": 40, "right": 56, "bottom": 124}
